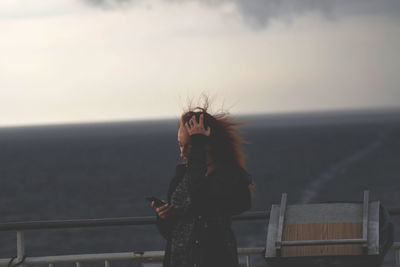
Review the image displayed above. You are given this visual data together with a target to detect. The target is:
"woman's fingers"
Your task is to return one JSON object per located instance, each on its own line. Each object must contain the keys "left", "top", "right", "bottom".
{"left": 159, "top": 207, "right": 170, "bottom": 217}
{"left": 199, "top": 113, "right": 204, "bottom": 126}
{"left": 185, "top": 122, "right": 190, "bottom": 132}
{"left": 156, "top": 204, "right": 171, "bottom": 218}
{"left": 152, "top": 202, "right": 171, "bottom": 219}
{"left": 200, "top": 113, "right": 211, "bottom": 136}
{"left": 152, "top": 201, "right": 167, "bottom": 209}
{"left": 205, "top": 126, "right": 211, "bottom": 136}
{"left": 155, "top": 203, "right": 169, "bottom": 213}
{"left": 185, "top": 114, "right": 211, "bottom": 136}
{"left": 183, "top": 114, "right": 211, "bottom": 136}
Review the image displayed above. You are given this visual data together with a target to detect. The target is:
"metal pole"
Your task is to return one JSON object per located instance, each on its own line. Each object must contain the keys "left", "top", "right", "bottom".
{"left": 105, "top": 260, "right": 110, "bottom": 267}
{"left": 246, "top": 255, "right": 251, "bottom": 267}
{"left": 16, "top": 231, "right": 25, "bottom": 267}
{"left": 275, "top": 193, "right": 287, "bottom": 257}
{"left": 362, "top": 190, "right": 369, "bottom": 254}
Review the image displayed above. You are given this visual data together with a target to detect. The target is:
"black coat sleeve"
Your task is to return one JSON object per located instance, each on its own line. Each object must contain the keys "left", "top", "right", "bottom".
{"left": 188, "top": 134, "right": 252, "bottom": 216}
{"left": 186, "top": 134, "right": 209, "bottom": 201}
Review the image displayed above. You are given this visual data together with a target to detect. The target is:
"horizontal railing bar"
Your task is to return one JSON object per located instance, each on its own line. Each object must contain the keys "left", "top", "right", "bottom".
{"left": 281, "top": 238, "right": 367, "bottom": 246}
{"left": 0, "top": 211, "right": 270, "bottom": 231}
{"left": 0, "top": 251, "right": 163, "bottom": 265}
{"left": 0, "top": 207, "right": 398, "bottom": 231}
{"left": 0, "top": 216, "right": 156, "bottom": 231}
{"left": 0, "top": 248, "right": 264, "bottom": 266}
{"left": 0, "top": 245, "right": 398, "bottom": 266}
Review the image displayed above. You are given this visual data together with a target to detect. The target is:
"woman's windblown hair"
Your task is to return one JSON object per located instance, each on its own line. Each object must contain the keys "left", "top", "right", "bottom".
{"left": 180, "top": 97, "right": 248, "bottom": 170}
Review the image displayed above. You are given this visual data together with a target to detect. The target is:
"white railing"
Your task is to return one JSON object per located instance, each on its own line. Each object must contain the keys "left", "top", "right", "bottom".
{"left": 0, "top": 247, "right": 264, "bottom": 267}
{"left": 0, "top": 242, "right": 399, "bottom": 267}
{"left": 0, "top": 230, "right": 264, "bottom": 267}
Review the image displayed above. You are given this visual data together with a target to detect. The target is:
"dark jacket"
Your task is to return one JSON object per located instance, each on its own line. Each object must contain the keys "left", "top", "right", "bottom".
{"left": 156, "top": 134, "right": 252, "bottom": 267}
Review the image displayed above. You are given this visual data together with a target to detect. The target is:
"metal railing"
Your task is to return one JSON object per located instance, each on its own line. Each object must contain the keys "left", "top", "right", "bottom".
{"left": 0, "top": 247, "right": 266, "bottom": 267}
{"left": 0, "top": 209, "right": 398, "bottom": 267}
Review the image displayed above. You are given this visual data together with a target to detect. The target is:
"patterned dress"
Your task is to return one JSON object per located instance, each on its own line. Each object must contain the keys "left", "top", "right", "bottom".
{"left": 169, "top": 172, "right": 195, "bottom": 267}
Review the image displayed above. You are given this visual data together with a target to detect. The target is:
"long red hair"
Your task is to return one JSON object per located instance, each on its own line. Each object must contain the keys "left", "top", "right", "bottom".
{"left": 180, "top": 98, "right": 248, "bottom": 170}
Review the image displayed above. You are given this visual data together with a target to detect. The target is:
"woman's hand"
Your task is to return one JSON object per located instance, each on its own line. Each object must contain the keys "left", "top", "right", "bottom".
{"left": 152, "top": 201, "right": 171, "bottom": 219}
{"left": 184, "top": 114, "right": 211, "bottom": 136}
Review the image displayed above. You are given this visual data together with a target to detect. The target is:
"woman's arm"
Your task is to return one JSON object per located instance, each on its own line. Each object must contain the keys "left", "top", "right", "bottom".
{"left": 215, "top": 169, "right": 252, "bottom": 216}
{"left": 187, "top": 134, "right": 209, "bottom": 200}
{"left": 187, "top": 134, "right": 252, "bottom": 216}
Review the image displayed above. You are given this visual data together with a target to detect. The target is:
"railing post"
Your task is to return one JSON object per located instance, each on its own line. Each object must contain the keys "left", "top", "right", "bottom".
{"left": 246, "top": 255, "right": 251, "bottom": 267}
{"left": 16, "top": 231, "right": 25, "bottom": 267}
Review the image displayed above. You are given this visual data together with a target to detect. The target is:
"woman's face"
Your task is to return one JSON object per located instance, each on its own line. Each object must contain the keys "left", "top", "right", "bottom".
{"left": 178, "top": 126, "right": 191, "bottom": 160}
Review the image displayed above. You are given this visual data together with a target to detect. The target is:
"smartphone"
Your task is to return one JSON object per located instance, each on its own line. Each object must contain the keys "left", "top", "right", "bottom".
{"left": 145, "top": 196, "right": 167, "bottom": 208}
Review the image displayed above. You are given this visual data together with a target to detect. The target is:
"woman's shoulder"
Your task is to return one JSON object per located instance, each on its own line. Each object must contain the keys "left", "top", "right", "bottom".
{"left": 217, "top": 165, "right": 252, "bottom": 185}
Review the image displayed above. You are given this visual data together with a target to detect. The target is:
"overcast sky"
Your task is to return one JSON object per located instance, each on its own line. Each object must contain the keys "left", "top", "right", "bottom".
{"left": 1, "top": 0, "right": 399, "bottom": 127}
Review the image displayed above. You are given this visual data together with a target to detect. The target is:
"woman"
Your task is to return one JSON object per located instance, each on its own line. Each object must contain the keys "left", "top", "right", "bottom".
{"left": 152, "top": 105, "right": 253, "bottom": 267}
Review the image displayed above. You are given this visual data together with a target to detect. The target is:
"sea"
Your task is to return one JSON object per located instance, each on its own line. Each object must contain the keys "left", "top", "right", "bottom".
{"left": 0, "top": 109, "right": 399, "bottom": 267}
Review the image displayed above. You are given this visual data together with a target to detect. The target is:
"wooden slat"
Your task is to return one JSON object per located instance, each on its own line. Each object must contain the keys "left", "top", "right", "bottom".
{"left": 282, "top": 222, "right": 362, "bottom": 257}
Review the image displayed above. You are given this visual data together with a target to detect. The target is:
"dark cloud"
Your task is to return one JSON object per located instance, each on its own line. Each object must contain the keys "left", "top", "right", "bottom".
{"left": 83, "top": 0, "right": 139, "bottom": 9}
{"left": 83, "top": 0, "right": 400, "bottom": 28}
{"left": 85, "top": 0, "right": 134, "bottom": 4}
{"left": 233, "top": 0, "right": 400, "bottom": 27}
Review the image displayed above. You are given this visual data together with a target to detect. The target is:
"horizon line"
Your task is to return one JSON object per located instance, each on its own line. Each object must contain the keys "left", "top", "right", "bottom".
{"left": 1, "top": 105, "right": 399, "bottom": 129}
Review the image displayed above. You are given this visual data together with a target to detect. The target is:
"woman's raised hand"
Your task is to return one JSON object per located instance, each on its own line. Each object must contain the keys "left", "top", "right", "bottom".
{"left": 152, "top": 201, "right": 171, "bottom": 219}
{"left": 184, "top": 114, "right": 211, "bottom": 136}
